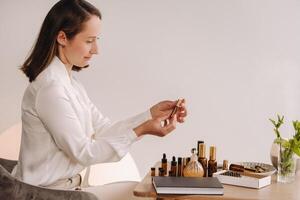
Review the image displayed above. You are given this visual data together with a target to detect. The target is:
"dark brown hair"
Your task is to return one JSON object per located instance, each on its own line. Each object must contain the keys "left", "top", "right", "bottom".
{"left": 21, "top": 0, "right": 101, "bottom": 82}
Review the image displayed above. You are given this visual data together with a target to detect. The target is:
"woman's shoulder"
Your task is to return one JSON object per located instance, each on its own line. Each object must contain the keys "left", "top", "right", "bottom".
{"left": 34, "top": 57, "right": 70, "bottom": 87}
{"left": 29, "top": 73, "right": 66, "bottom": 96}
{"left": 22, "top": 78, "right": 66, "bottom": 111}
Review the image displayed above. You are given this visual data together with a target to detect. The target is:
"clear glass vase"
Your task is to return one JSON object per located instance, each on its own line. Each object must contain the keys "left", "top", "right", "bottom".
{"left": 277, "top": 145, "right": 297, "bottom": 183}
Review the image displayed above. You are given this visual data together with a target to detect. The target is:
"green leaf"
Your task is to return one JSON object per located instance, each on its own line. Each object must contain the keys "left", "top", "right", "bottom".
{"left": 292, "top": 146, "right": 300, "bottom": 157}
{"left": 294, "top": 139, "right": 300, "bottom": 147}
{"left": 269, "top": 119, "right": 276, "bottom": 126}
{"left": 282, "top": 140, "right": 290, "bottom": 149}
{"left": 274, "top": 138, "right": 287, "bottom": 145}
{"left": 270, "top": 115, "right": 284, "bottom": 138}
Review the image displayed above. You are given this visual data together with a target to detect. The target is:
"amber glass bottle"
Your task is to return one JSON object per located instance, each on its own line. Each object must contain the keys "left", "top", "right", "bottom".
{"left": 161, "top": 153, "right": 167, "bottom": 176}
{"left": 198, "top": 143, "right": 208, "bottom": 177}
{"left": 208, "top": 146, "right": 217, "bottom": 177}
{"left": 177, "top": 157, "right": 183, "bottom": 176}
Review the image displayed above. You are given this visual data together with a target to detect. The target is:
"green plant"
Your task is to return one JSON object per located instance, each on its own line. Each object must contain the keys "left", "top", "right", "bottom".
{"left": 269, "top": 115, "right": 300, "bottom": 176}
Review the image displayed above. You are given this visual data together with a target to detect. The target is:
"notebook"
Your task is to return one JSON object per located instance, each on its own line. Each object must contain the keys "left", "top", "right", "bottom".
{"left": 152, "top": 176, "right": 224, "bottom": 195}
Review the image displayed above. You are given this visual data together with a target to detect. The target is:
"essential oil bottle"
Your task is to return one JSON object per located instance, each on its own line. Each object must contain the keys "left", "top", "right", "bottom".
{"left": 170, "top": 156, "right": 177, "bottom": 176}
{"left": 177, "top": 157, "right": 183, "bottom": 176}
{"left": 208, "top": 146, "right": 217, "bottom": 177}
{"left": 161, "top": 153, "right": 167, "bottom": 176}
{"left": 198, "top": 143, "right": 208, "bottom": 177}
{"left": 151, "top": 167, "right": 156, "bottom": 176}
{"left": 197, "top": 140, "right": 204, "bottom": 158}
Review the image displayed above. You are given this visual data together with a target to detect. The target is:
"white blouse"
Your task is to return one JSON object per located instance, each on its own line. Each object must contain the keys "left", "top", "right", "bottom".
{"left": 12, "top": 56, "right": 151, "bottom": 186}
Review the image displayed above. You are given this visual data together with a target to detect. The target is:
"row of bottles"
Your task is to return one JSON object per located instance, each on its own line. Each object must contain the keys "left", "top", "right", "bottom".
{"left": 153, "top": 141, "right": 219, "bottom": 178}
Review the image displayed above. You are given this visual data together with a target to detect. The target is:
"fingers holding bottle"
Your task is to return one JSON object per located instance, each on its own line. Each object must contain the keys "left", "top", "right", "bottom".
{"left": 164, "top": 98, "right": 187, "bottom": 125}
{"left": 177, "top": 98, "right": 187, "bottom": 123}
{"left": 161, "top": 113, "right": 177, "bottom": 136}
{"left": 151, "top": 113, "right": 177, "bottom": 137}
{"left": 134, "top": 98, "right": 187, "bottom": 137}
{"left": 150, "top": 100, "right": 177, "bottom": 119}
{"left": 134, "top": 113, "right": 178, "bottom": 137}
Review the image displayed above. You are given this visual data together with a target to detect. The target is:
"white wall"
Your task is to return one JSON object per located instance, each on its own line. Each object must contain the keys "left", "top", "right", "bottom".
{"left": 1, "top": 0, "right": 300, "bottom": 177}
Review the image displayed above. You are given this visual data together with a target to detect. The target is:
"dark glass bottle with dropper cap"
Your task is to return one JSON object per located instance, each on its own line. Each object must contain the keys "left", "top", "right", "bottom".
{"left": 161, "top": 153, "right": 167, "bottom": 176}
{"left": 170, "top": 156, "right": 177, "bottom": 176}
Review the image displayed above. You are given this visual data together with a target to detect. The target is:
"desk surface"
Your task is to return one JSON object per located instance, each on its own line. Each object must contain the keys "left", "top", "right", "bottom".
{"left": 134, "top": 169, "right": 300, "bottom": 200}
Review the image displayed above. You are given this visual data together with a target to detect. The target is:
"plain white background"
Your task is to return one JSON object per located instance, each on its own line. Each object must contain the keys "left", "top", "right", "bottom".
{"left": 1, "top": 0, "right": 300, "bottom": 177}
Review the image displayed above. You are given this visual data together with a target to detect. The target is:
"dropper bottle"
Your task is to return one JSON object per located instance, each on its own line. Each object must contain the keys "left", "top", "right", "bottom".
{"left": 170, "top": 156, "right": 177, "bottom": 176}
{"left": 161, "top": 153, "right": 167, "bottom": 176}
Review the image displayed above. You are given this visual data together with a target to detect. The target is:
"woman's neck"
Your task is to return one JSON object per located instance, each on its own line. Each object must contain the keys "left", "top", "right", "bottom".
{"left": 57, "top": 47, "right": 72, "bottom": 77}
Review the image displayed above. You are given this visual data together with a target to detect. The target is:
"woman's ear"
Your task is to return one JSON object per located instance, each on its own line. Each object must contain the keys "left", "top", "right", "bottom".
{"left": 57, "top": 31, "right": 67, "bottom": 47}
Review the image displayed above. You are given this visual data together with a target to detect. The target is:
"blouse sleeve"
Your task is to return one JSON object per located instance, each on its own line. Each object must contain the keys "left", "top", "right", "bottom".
{"left": 89, "top": 100, "right": 152, "bottom": 157}
{"left": 73, "top": 77, "right": 152, "bottom": 158}
{"left": 36, "top": 82, "right": 152, "bottom": 166}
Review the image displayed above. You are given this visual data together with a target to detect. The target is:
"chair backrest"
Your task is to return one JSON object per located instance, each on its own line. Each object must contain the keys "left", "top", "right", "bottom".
{"left": 0, "top": 123, "right": 22, "bottom": 160}
{"left": 0, "top": 123, "right": 141, "bottom": 186}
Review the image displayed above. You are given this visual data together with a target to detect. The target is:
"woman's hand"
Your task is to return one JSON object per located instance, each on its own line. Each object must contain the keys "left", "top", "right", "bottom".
{"left": 134, "top": 98, "right": 188, "bottom": 137}
{"left": 134, "top": 113, "right": 177, "bottom": 137}
{"left": 150, "top": 99, "right": 187, "bottom": 123}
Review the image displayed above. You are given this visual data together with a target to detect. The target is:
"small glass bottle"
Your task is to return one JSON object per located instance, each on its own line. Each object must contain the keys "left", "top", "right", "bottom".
{"left": 197, "top": 140, "right": 204, "bottom": 157}
{"left": 161, "top": 153, "right": 167, "bottom": 176}
{"left": 198, "top": 143, "right": 208, "bottom": 177}
{"left": 170, "top": 156, "right": 177, "bottom": 176}
{"left": 208, "top": 146, "right": 217, "bottom": 177}
{"left": 151, "top": 167, "right": 156, "bottom": 176}
{"left": 177, "top": 157, "right": 183, "bottom": 176}
{"left": 183, "top": 148, "right": 204, "bottom": 177}
{"left": 223, "top": 160, "right": 228, "bottom": 170}
{"left": 159, "top": 167, "right": 164, "bottom": 176}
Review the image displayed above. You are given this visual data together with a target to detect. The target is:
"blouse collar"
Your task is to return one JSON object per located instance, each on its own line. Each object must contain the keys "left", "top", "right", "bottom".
{"left": 50, "top": 56, "right": 73, "bottom": 85}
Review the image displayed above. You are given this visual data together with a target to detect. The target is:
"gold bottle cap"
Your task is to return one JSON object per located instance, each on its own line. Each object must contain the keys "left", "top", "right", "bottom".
{"left": 209, "top": 146, "right": 216, "bottom": 160}
{"left": 197, "top": 141, "right": 204, "bottom": 157}
{"left": 199, "top": 143, "right": 206, "bottom": 158}
{"left": 223, "top": 160, "right": 228, "bottom": 170}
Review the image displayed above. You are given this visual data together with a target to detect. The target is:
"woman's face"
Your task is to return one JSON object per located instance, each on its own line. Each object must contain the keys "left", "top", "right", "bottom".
{"left": 61, "top": 15, "right": 101, "bottom": 67}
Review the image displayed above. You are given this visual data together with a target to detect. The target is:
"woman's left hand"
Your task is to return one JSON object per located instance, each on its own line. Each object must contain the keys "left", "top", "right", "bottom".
{"left": 150, "top": 99, "right": 187, "bottom": 123}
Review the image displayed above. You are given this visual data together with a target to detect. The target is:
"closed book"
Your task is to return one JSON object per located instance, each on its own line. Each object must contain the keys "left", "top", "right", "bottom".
{"left": 152, "top": 176, "right": 224, "bottom": 195}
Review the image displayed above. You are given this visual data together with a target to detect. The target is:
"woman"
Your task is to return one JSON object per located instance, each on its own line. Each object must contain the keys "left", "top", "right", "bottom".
{"left": 12, "top": 0, "right": 187, "bottom": 192}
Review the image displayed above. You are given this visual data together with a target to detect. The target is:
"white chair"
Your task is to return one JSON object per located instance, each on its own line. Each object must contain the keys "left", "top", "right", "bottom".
{"left": 0, "top": 123, "right": 142, "bottom": 200}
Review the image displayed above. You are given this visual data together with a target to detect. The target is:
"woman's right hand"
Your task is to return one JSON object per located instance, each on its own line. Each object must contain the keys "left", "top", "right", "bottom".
{"left": 134, "top": 114, "right": 177, "bottom": 137}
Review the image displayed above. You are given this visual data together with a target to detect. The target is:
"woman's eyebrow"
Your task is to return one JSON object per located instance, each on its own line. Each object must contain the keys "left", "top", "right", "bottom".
{"left": 87, "top": 36, "right": 100, "bottom": 39}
